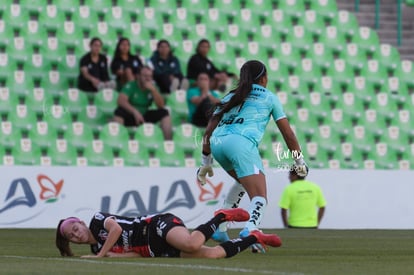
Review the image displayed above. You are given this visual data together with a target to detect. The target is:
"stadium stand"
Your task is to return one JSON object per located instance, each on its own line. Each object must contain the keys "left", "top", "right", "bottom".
{"left": 1, "top": 0, "right": 413, "bottom": 169}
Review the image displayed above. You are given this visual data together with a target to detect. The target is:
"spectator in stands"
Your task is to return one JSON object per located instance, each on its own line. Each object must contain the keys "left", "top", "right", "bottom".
{"left": 279, "top": 167, "right": 327, "bottom": 229}
{"left": 112, "top": 66, "right": 173, "bottom": 140}
{"left": 78, "top": 37, "right": 115, "bottom": 93}
{"left": 186, "top": 72, "right": 221, "bottom": 127}
{"left": 110, "top": 37, "right": 143, "bottom": 91}
{"left": 186, "top": 39, "right": 230, "bottom": 92}
{"left": 149, "top": 39, "right": 189, "bottom": 94}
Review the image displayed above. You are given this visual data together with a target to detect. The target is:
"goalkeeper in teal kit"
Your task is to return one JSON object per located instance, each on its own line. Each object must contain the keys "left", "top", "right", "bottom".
{"left": 197, "top": 60, "right": 308, "bottom": 252}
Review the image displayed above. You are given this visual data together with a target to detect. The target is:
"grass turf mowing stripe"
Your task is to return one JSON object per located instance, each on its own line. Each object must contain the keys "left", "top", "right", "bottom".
{"left": 0, "top": 255, "right": 305, "bottom": 275}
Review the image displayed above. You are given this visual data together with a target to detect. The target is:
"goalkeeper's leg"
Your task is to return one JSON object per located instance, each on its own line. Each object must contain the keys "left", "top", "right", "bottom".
{"left": 212, "top": 182, "right": 246, "bottom": 242}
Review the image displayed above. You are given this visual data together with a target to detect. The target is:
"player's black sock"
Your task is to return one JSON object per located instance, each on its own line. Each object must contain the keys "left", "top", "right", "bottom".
{"left": 219, "top": 236, "right": 257, "bottom": 258}
{"left": 193, "top": 214, "right": 223, "bottom": 241}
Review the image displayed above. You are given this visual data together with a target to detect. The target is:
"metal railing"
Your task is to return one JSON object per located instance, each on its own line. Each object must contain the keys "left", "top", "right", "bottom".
{"left": 353, "top": 0, "right": 403, "bottom": 46}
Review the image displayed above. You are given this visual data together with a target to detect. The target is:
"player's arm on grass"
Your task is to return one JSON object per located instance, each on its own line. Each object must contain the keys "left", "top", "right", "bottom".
{"left": 82, "top": 218, "right": 122, "bottom": 258}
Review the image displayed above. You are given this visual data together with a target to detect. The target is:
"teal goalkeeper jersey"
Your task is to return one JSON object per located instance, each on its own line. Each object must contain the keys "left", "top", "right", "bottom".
{"left": 212, "top": 84, "right": 286, "bottom": 146}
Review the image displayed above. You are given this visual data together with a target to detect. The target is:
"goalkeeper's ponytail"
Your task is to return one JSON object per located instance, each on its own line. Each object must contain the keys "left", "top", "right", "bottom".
{"left": 214, "top": 60, "right": 267, "bottom": 118}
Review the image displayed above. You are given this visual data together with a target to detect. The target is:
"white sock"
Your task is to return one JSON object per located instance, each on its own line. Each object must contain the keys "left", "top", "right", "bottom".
{"left": 245, "top": 196, "right": 267, "bottom": 231}
{"left": 218, "top": 182, "right": 246, "bottom": 232}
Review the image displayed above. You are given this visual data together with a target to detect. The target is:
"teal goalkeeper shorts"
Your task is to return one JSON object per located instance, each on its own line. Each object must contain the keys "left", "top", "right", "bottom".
{"left": 210, "top": 134, "right": 264, "bottom": 178}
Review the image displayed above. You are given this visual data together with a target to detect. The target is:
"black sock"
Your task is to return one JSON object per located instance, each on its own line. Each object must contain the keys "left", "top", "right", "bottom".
{"left": 219, "top": 236, "right": 257, "bottom": 258}
{"left": 194, "top": 214, "right": 224, "bottom": 241}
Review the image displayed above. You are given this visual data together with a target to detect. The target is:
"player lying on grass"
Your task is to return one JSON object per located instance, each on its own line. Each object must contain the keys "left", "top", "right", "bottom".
{"left": 56, "top": 208, "right": 281, "bottom": 258}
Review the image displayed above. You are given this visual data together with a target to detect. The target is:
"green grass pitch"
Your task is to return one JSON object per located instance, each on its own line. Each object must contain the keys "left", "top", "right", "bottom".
{"left": 0, "top": 229, "right": 413, "bottom": 275}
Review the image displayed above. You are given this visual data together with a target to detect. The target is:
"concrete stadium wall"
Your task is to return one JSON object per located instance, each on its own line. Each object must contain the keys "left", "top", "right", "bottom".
{"left": 0, "top": 166, "right": 413, "bottom": 229}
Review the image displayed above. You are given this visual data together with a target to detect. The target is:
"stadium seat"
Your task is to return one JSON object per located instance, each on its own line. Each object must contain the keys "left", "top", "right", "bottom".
{"left": 293, "top": 58, "right": 322, "bottom": 87}
{"left": 274, "top": 42, "right": 301, "bottom": 70}
{"left": 304, "top": 142, "right": 330, "bottom": 169}
{"left": 363, "top": 109, "right": 388, "bottom": 137}
{"left": 118, "top": 139, "right": 149, "bottom": 167}
{"left": 94, "top": 89, "right": 119, "bottom": 116}
{"left": 8, "top": 104, "right": 38, "bottom": 131}
{"left": 276, "top": 91, "right": 296, "bottom": 118}
{"left": 42, "top": 104, "right": 73, "bottom": 132}
{"left": 395, "top": 60, "right": 414, "bottom": 89}
{"left": 266, "top": 57, "right": 290, "bottom": 88}
{"left": 372, "top": 143, "right": 399, "bottom": 169}
{"left": 271, "top": 9, "right": 293, "bottom": 38}
{"left": 322, "top": 108, "right": 353, "bottom": 137}
{"left": 319, "top": 26, "right": 347, "bottom": 55}
{"left": 153, "top": 140, "right": 186, "bottom": 167}
{"left": 326, "top": 59, "right": 354, "bottom": 88}
{"left": 173, "top": 123, "right": 198, "bottom": 154}
{"left": 397, "top": 110, "right": 414, "bottom": 139}
{"left": 369, "top": 92, "right": 398, "bottom": 121}
{"left": 330, "top": 10, "right": 359, "bottom": 39}
{"left": 28, "top": 121, "right": 58, "bottom": 151}
{"left": 335, "top": 92, "right": 365, "bottom": 121}
{"left": 301, "top": 92, "right": 329, "bottom": 121}
{"left": 12, "top": 138, "right": 42, "bottom": 166}
{"left": 346, "top": 125, "right": 376, "bottom": 154}
{"left": 310, "top": 0, "right": 338, "bottom": 20}
{"left": 306, "top": 43, "right": 335, "bottom": 72}
{"left": 346, "top": 76, "right": 375, "bottom": 105}
{"left": 283, "top": 75, "right": 311, "bottom": 96}
{"left": 59, "top": 88, "right": 89, "bottom": 115}
{"left": 0, "top": 86, "right": 19, "bottom": 115}
{"left": 76, "top": 105, "right": 108, "bottom": 132}
{"left": 299, "top": 10, "right": 325, "bottom": 40}
{"left": 166, "top": 89, "right": 188, "bottom": 125}
{"left": 312, "top": 76, "right": 341, "bottom": 103}
{"left": 339, "top": 43, "right": 367, "bottom": 73}
{"left": 289, "top": 108, "right": 319, "bottom": 137}
{"left": 285, "top": 25, "right": 314, "bottom": 53}
{"left": 373, "top": 44, "right": 401, "bottom": 73}
{"left": 82, "top": 139, "right": 113, "bottom": 166}
{"left": 352, "top": 26, "right": 380, "bottom": 55}
{"left": 380, "top": 125, "right": 409, "bottom": 154}
{"left": 133, "top": 123, "right": 164, "bottom": 154}
{"left": 360, "top": 59, "right": 388, "bottom": 88}
{"left": 47, "top": 138, "right": 78, "bottom": 166}
{"left": 277, "top": 0, "right": 306, "bottom": 19}
{"left": 64, "top": 121, "right": 95, "bottom": 151}
{"left": 99, "top": 122, "right": 130, "bottom": 152}
{"left": 0, "top": 121, "right": 21, "bottom": 150}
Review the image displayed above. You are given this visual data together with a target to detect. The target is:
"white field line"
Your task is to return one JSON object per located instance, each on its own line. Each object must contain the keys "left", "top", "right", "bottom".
{"left": 0, "top": 255, "right": 305, "bottom": 275}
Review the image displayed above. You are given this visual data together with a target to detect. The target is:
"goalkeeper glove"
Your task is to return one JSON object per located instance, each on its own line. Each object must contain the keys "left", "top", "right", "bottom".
{"left": 197, "top": 153, "right": 214, "bottom": 185}
{"left": 293, "top": 157, "right": 309, "bottom": 177}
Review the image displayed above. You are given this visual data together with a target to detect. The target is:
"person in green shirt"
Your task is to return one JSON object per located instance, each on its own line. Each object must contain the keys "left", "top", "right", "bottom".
{"left": 186, "top": 73, "right": 221, "bottom": 127}
{"left": 113, "top": 66, "right": 172, "bottom": 140}
{"left": 279, "top": 167, "right": 326, "bottom": 228}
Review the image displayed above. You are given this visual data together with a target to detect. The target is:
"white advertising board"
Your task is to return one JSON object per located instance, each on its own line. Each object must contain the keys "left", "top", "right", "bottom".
{"left": 0, "top": 166, "right": 413, "bottom": 229}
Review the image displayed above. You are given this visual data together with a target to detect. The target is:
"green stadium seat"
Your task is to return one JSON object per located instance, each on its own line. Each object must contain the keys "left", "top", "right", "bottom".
{"left": 271, "top": 9, "right": 294, "bottom": 37}
{"left": 166, "top": 89, "right": 188, "bottom": 125}
{"left": 276, "top": 91, "right": 296, "bottom": 118}
{"left": 133, "top": 123, "right": 164, "bottom": 154}
{"left": 395, "top": 60, "right": 414, "bottom": 89}
{"left": 310, "top": 0, "right": 338, "bottom": 20}
{"left": 243, "top": 0, "right": 275, "bottom": 17}
{"left": 304, "top": 142, "right": 330, "bottom": 169}
{"left": 55, "top": 0, "right": 78, "bottom": 13}
{"left": 293, "top": 58, "right": 322, "bottom": 87}
{"left": 289, "top": 108, "right": 319, "bottom": 137}
{"left": 42, "top": 104, "right": 73, "bottom": 132}
{"left": 313, "top": 125, "right": 341, "bottom": 154}
{"left": 64, "top": 121, "right": 95, "bottom": 150}
{"left": 274, "top": 42, "right": 301, "bottom": 70}
{"left": 346, "top": 125, "right": 375, "bottom": 154}
{"left": 8, "top": 104, "right": 38, "bottom": 131}
{"left": 94, "top": 88, "right": 119, "bottom": 116}
{"left": 299, "top": 10, "right": 326, "bottom": 39}
{"left": 306, "top": 43, "right": 335, "bottom": 72}
{"left": 47, "top": 138, "right": 78, "bottom": 166}
{"left": 0, "top": 86, "right": 19, "bottom": 115}
{"left": 118, "top": 139, "right": 149, "bottom": 167}
{"left": 99, "top": 122, "right": 130, "bottom": 151}
{"left": 369, "top": 92, "right": 398, "bottom": 121}
{"left": 266, "top": 57, "right": 290, "bottom": 88}
{"left": 82, "top": 139, "right": 113, "bottom": 166}
{"left": 211, "top": 41, "right": 238, "bottom": 72}
{"left": 326, "top": 59, "right": 354, "bottom": 88}
{"left": 153, "top": 140, "right": 186, "bottom": 167}
{"left": 277, "top": 0, "right": 306, "bottom": 19}
{"left": 339, "top": 43, "right": 367, "bottom": 73}
{"left": 380, "top": 125, "right": 409, "bottom": 154}
{"left": 285, "top": 25, "right": 314, "bottom": 53}
{"left": 28, "top": 121, "right": 58, "bottom": 151}
{"left": 397, "top": 110, "right": 414, "bottom": 139}
{"left": 346, "top": 76, "right": 375, "bottom": 105}
{"left": 330, "top": 10, "right": 359, "bottom": 39}
{"left": 322, "top": 108, "right": 353, "bottom": 137}
{"left": 283, "top": 75, "right": 311, "bottom": 96}
{"left": 312, "top": 76, "right": 341, "bottom": 102}
{"left": 352, "top": 26, "right": 380, "bottom": 55}
{"left": 76, "top": 105, "right": 109, "bottom": 132}
{"left": 0, "top": 121, "right": 21, "bottom": 150}
{"left": 360, "top": 59, "right": 388, "bottom": 88}
{"left": 173, "top": 123, "right": 198, "bottom": 154}
{"left": 59, "top": 88, "right": 89, "bottom": 115}
{"left": 319, "top": 26, "right": 347, "bottom": 55}
{"left": 301, "top": 92, "right": 329, "bottom": 121}
{"left": 363, "top": 109, "right": 388, "bottom": 137}
{"left": 12, "top": 138, "right": 42, "bottom": 165}
{"left": 39, "top": 3, "right": 65, "bottom": 28}
{"left": 371, "top": 143, "right": 399, "bottom": 169}
{"left": 373, "top": 44, "right": 401, "bottom": 73}
{"left": 3, "top": 3, "right": 26, "bottom": 29}
{"left": 335, "top": 92, "right": 365, "bottom": 121}
{"left": 406, "top": 0, "right": 414, "bottom": 6}
{"left": 211, "top": 0, "right": 240, "bottom": 17}
{"left": 24, "top": 86, "right": 54, "bottom": 116}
